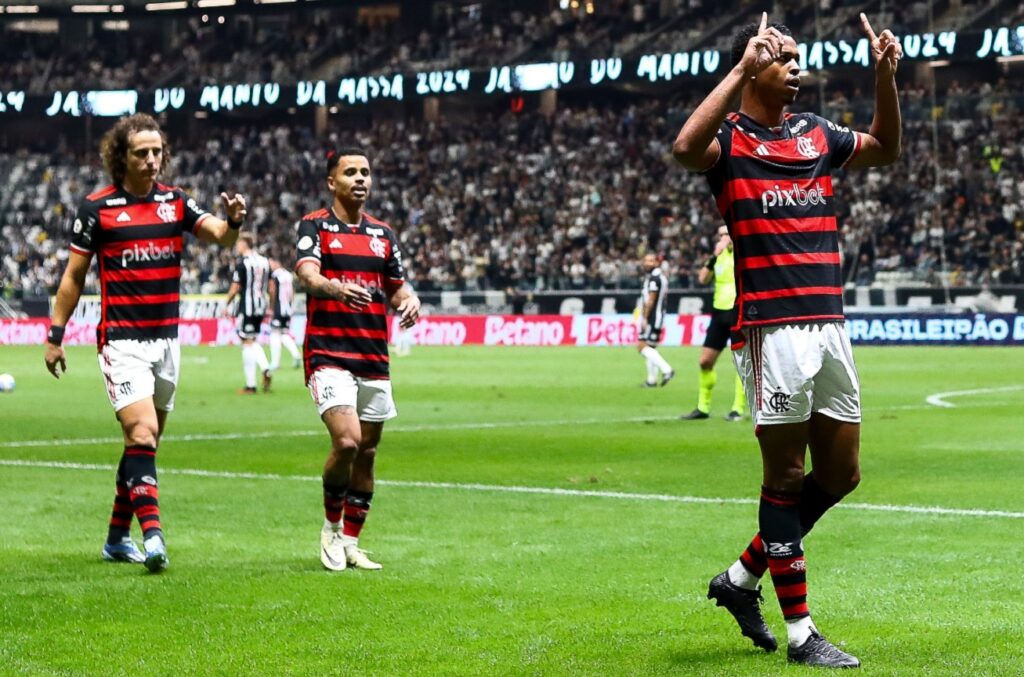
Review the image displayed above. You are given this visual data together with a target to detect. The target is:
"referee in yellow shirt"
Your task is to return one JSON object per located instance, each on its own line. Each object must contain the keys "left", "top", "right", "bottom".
{"left": 681, "top": 225, "right": 746, "bottom": 421}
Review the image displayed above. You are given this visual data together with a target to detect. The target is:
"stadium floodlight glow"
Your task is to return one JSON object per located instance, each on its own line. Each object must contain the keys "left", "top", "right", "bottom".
{"left": 928, "top": 60, "right": 951, "bottom": 68}
{"left": 5, "top": 5, "right": 41, "bottom": 13}
{"left": 145, "top": 1, "right": 187, "bottom": 10}
{"left": 996, "top": 54, "right": 1024, "bottom": 63}
{"left": 71, "top": 4, "right": 116, "bottom": 12}
{"left": 255, "top": 0, "right": 298, "bottom": 4}
{"left": 196, "top": 0, "right": 235, "bottom": 7}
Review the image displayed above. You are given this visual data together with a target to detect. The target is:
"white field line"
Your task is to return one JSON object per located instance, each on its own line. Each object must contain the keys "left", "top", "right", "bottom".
{"left": 1, "top": 458, "right": 1023, "bottom": 520}
{"left": 0, "top": 416, "right": 682, "bottom": 449}
{"left": 924, "top": 385, "right": 1024, "bottom": 409}
{"left": 0, "top": 394, "right": 1018, "bottom": 450}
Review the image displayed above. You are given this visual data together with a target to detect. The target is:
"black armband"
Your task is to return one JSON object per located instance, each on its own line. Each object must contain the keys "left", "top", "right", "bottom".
{"left": 47, "top": 324, "right": 65, "bottom": 346}
{"left": 227, "top": 217, "right": 243, "bottom": 230}
{"left": 704, "top": 255, "right": 717, "bottom": 270}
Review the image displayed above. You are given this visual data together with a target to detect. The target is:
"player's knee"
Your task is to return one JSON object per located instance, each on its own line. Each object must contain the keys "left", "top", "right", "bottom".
{"left": 765, "top": 465, "right": 806, "bottom": 494}
{"left": 330, "top": 434, "right": 359, "bottom": 458}
{"left": 837, "top": 467, "right": 861, "bottom": 496}
{"left": 356, "top": 445, "right": 377, "bottom": 465}
{"left": 698, "top": 357, "right": 715, "bottom": 371}
{"left": 125, "top": 421, "right": 159, "bottom": 448}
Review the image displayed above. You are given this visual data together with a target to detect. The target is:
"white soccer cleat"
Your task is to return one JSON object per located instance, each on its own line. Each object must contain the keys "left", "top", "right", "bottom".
{"left": 344, "top": 542, "right": 382, "bottom": 570}
{"left": 320, "top": 524, "right": 347, "bottom": 571}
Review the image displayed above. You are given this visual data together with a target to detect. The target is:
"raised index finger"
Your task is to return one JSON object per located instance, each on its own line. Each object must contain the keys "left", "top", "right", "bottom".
{"left": 859, "top": 13, "right": 878, "bottom": 42}
{"left": 758, "top": 11, "right": 767, "bottom": 34}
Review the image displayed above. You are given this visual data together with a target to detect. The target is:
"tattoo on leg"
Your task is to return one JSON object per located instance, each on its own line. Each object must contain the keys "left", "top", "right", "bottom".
{"left": 324, "top": 405, "right": 356, "bottom": 417}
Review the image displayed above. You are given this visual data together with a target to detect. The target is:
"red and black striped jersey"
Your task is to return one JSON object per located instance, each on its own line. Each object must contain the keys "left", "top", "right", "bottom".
{"left": 702, "top": 112, "right": 861, "bottom": 332}
{"left": 295, "top": 208, "right": 406, "bottom": 380}
{"left": 69, "top": 182, "right": 211, "bottom": 346}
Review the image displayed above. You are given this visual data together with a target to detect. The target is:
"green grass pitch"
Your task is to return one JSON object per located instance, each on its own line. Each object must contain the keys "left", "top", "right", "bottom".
{"left": 1, "top": 343, "right": 1022, "bottom": 675}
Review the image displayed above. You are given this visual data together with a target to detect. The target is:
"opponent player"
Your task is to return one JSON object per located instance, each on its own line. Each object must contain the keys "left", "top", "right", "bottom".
{"left": 224, "top": 234, "right": 271, "bottom": 393}
{"left": 43, "top": 113, "right": 247, "bottom": 572}
{"left": 295, "top": 148, "right": 420, "bottom": 571}
{"left": 672, "top": 13, "right": 902, "bottom": 667}
{"left": 267, "top": 256, "right": 301, "bottom": 372}
{"left": 680, "top": 226, "right": 746, "bottom": 421}
{"left": 637, "top": 253, "right": 674, "bottom": 387}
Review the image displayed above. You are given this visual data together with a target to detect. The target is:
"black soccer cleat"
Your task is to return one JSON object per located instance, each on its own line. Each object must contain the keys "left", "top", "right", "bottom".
{"left": 660, "top": 370, "right": 675, "bottom": 387}
{"left": 707, "top": 571, "right": 778, "bottom": 652}
{"left": 724, "top": 410, "right": 744, "bottom": 422}
{"left": 680, "top": 408, "right": 710, "bottom": 420}
{"left": 787, "top": 632, "right": 860, "bottom": 668}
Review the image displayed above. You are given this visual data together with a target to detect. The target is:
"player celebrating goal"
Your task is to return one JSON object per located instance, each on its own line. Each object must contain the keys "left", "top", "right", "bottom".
{"left": 295, "top": 148, "right": 420, "bottom": 572}
{"left": 43, "top": 113, "right": 247, "bottom": 573}
{"left": 672, "top": 13, "right": 902, "bottom": 668}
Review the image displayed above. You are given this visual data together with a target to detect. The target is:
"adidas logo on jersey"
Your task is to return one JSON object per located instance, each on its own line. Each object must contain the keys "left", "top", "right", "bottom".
{"left": 116, "top": 211, "right": 131, "bottom": 223}
{"left": 329, "top": 238, "right": 344, "bottom": 250}
{"left": 754, "top": 144, "right": 770, "bottom": 156}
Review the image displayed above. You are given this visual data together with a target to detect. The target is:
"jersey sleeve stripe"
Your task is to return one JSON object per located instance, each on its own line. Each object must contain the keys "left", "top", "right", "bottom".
{"left": 296, "top": 257, "right": 321, "bottom": 271}
{"left": 841, "top": 131, "right": 864, "bottom": 168}
{"left": 70, "top": 244, "right": 93, "bottom": 255}
{"left": 193, "top": 213, "right": 213, "bottom": 233}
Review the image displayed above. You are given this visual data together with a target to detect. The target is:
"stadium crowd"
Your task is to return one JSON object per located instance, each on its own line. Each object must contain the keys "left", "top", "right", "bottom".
{"left": 2, "top": 79, "right": 1023, "bottom": 301}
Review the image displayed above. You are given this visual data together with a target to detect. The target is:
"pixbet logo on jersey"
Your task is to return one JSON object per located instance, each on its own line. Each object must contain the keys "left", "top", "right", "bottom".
{"left": 760, "top": 182, "right": 827, "bottom": 214}
{"left": 121, "top": 242, "right": 177, "bottom": 267}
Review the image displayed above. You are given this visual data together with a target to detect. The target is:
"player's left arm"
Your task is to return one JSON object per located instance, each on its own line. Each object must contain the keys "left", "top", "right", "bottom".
{"left": 193, "top": 191, "right": 247, "bottom": 246}
{"left": 383, "top": 231, "right": 419, "bottom": 329}
{"left": 643, "top": 289, "right": 657, "bottom": 325}
{"left": 387, "top": 283, "right": 420, "bottom": 330}
{"left": 846, "top": 13, "right": 903, "bottom": 169}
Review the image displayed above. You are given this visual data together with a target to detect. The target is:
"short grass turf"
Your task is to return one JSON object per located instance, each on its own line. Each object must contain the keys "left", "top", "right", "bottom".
{"left": 1, "top": 343, "right": 1022, "bottom": 675}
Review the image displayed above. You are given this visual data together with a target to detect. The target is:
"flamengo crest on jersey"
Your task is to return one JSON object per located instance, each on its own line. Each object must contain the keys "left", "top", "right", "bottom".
{"left": 69, "top": 183, "right": 211, "bottom": 346}
{"left": 295, "top": 210, "right": 406, "bottom": 380}
{"left": 703, "top": 112, "right": 859, "bottom": 331}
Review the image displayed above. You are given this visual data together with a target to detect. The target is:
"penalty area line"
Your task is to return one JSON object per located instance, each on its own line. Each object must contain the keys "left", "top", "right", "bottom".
{"left": 925, "top": 385, "right": 1024, "bottom": 409}
{"left": 1, "top": 458, "right": 1022, "bottom": 521}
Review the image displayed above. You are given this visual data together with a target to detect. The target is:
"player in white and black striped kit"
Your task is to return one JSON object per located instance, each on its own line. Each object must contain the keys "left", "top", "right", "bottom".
{"left": 637, "top": 253, "right": 674, "bottom": 387}
{"left": 267, "top": 256, "right": 301, "bottom": 372}
{"left": 224, "top": 233, "right": 271, "bottom": 393}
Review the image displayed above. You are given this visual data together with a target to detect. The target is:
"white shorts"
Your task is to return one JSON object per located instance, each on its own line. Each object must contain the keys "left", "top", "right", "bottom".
{"left": 307, "top": 368, "right": 397, "bottom": 422}
{"left": 733, "top": 322, "right": 861, "bottom": 426}
{"left": 97, "top": 338, "right": 180, "bottom": 413}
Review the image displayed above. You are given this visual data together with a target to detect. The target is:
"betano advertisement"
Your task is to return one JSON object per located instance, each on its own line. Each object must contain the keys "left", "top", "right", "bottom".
{"left": 3, "top": 307, "right": 1024, "bottom": 346}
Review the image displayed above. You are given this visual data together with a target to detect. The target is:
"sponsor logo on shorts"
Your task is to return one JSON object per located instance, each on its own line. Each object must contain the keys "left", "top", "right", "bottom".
{"left": 117, "top": 381, "right": 135, "bottom": 397}
{"left": 320, "top": 385, "right": 335, "bottom": 403}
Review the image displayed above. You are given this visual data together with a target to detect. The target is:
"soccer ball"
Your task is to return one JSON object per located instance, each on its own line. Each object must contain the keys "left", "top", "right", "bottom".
{"left": 0, "top": 373, "right": 15, "bottom": 392}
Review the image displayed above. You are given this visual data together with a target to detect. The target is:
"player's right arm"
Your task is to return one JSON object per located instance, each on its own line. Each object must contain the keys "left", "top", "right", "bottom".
{"left": 45, "top": 201, "right": 101, "bottom": 378}
{"left": 672, "top": 12, "right": 785, "bottom": 172}
{"left": 293, "top": 218, "right": 371, "bottom": 310}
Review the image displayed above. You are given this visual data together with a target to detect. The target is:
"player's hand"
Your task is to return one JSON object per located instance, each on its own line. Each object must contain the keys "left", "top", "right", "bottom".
{"left": 861, "top": 13, "right": 902, "bottom": 77}
{"left": 395, "top": 295, "right": 421, "bottom": 329}
{"left": 44, "top": 343, "right": 67, "bottom": 379}
{"left": 221, "top": 191, "right": 247, "bottom": 224}
{"left": 713, "top": 238, "right": 729, "bottom": 256}
{"left": 738, "top": 12, "right": 787, "bottom": 78}
{"left": 337, "top": 281, "right": 372, "bottom": 310}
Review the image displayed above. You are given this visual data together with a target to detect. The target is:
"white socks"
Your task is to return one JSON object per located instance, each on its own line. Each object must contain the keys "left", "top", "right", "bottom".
{"left": 786, "top": 616, "right": 817, "bottom": 648}
{"left": 242, "top": 342, "right": 269, "bottom": 388}
{"left": 727, "top": 559, "right": 761, "bottom": 591}
{"left": 640, "top": 346, "right": 672, "bottom": 374}
{"left": 645, "top": 360, "right": 658, "bottom": 384}
{"left": 269, "top": 331, "right": 299, "bottom": 371}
